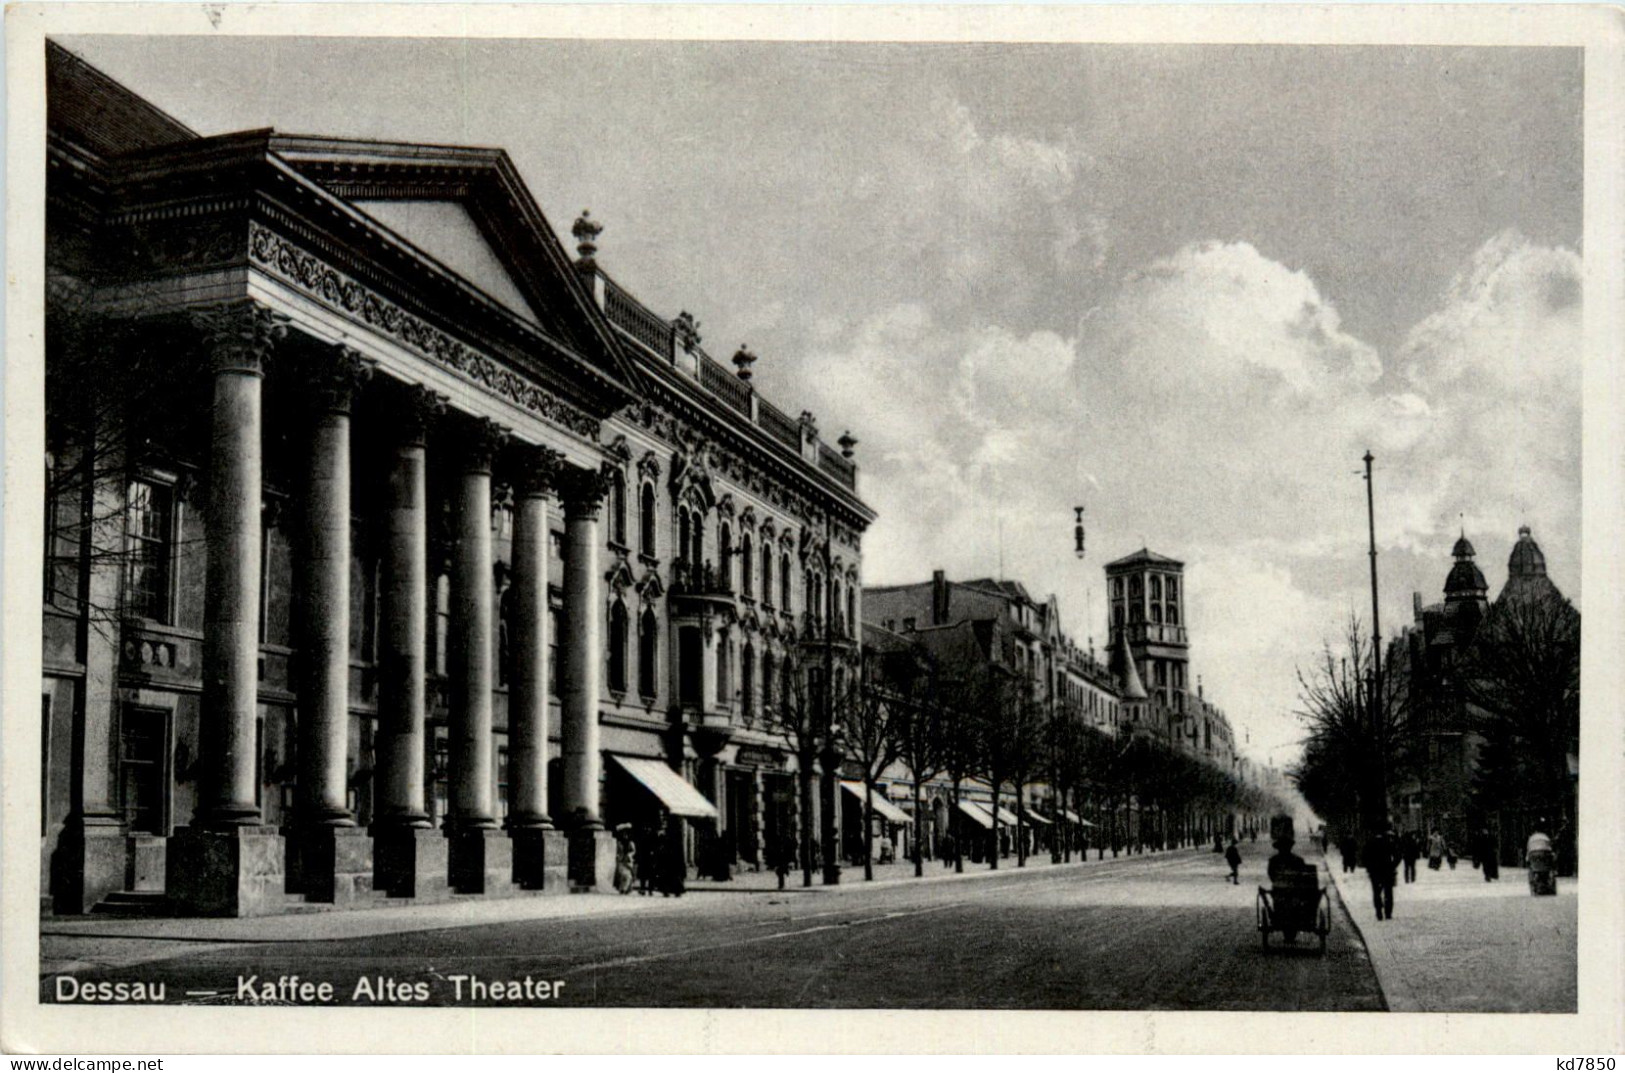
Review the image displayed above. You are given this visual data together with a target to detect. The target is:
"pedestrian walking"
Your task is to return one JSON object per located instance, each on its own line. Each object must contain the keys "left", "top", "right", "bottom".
{"left": 1475, "top": 827, "right": 1500, "bottom": 882}
{"left": 1338, "top": 834, "right": 1358, "bottom": 874}
{"left": 774, "top": 832, "right": 794, "bottom": 890}
{"left": 636, "top": 822, "right": 659, "bottom": 895}
{"left": 1224, "top": 837, "right": 1243, "bottom": 885}
{"left": 1426, "top": 829, "right": 1447, "bottom": 872}
{"left": 1399, "top": 830, "right": 1420, "bottom": 883}
{"left": 1526, "top": 821, "right": 1556, "bottom": 895}
{"left": 940, "top": 830, "right": 956, "bottom": 869}
{"left": 1363, "top": 821, "right": 1399, "bottom": 921}
{"left": 613, "top": 827, "right": 637, "bottom": 895}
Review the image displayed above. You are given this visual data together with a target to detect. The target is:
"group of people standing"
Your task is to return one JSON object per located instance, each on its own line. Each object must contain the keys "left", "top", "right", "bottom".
{"left": 613, "top": 819, "right": 689, "bottom": 898}
{"left": 1331, "top": 818, "right": 1561, "bottom": 920}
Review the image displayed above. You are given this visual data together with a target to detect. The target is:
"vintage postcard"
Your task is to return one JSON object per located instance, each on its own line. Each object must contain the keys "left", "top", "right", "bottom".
{"left": 3, "top": 2, "right": 1622, "bottom": 1056}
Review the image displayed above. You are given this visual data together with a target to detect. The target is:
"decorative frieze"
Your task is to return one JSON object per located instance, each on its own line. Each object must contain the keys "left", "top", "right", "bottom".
{"left": 247, "top": 222, "right": 600, "bottom": 440}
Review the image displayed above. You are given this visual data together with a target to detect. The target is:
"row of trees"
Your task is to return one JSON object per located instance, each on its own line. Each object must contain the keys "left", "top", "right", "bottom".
{"left": 766, "top": 642, "right": 1285, "bottom": 885}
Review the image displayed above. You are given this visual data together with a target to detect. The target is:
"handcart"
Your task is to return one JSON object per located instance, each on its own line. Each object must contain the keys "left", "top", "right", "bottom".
{"left": 1256, "top": 870, "right": 1331, "bottom": 955}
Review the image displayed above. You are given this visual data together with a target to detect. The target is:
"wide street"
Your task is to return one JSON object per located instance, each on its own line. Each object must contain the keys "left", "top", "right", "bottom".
{"left": 41, "top": 846, "right": 1384, "bottom": 1010}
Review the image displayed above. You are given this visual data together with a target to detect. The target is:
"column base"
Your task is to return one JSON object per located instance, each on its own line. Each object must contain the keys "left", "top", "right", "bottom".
{"left": 568, "top": 828, "right": 616, "bottom": 891}
{"left": 165, "top": 826, "right": 287, "bottom": 918}
{"left": 509, "top": 827, "right": 570, "bottom": 892}
{"left": 48, "top": 821, "right": 127, "bottom": 915}
{"left": 448, "top": 826, "right": 515, "bottom": 896}
{"left": 373, "top": 826, "right": 450, "bottom": 902}
{"left": 291, "top": 827, "right": 374, "bottom": 906}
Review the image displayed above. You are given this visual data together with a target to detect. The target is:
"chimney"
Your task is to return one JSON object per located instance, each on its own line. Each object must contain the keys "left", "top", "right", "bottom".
{"left": 931, "top": 569, "right": 949, "bottom": 625}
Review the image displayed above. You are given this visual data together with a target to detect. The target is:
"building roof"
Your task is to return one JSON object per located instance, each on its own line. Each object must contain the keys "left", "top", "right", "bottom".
{"left": 1507, "top": 525, "right": 1548, "bottom": 578}
{"left": 1444, "top": 559, "right": 1489, "bottom": 597}
{"left": 1109, "top": 630, "right": 1149, "bottom": 700}
{"left": 48, "top": 41, "right": 196, "bottom": 158}
{"left": 959, "top": 578, "right": 1033, "bottom": 603}
{"left": 1105, "top": 548, "right": 1184, "bottom": 570}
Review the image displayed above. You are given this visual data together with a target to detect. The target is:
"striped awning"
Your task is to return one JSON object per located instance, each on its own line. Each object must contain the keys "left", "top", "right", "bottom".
{"left": 840, "top": 781, "right": 910, "bottom": 825}
{"left": 610, "top": 755, "right": 719, "bottom": 819}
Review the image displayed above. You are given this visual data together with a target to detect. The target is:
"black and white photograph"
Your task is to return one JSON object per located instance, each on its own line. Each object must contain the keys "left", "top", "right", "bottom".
{"left": 4, "top": 3, "right": 1623, "bottom": 1055}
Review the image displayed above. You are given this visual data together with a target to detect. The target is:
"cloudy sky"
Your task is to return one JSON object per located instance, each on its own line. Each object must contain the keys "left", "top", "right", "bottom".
{"left": 63, "top": 37, "right": 1583, "bottom": 764}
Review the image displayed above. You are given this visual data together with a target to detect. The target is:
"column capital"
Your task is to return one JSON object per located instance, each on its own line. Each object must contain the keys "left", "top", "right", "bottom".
{"left": 191, "top": 301, "right": 289, "bottom": 376}
{"left": 379, "top": 380, "right": 449, "bottom": 447}
{"left": 557, "top": 464, "right": 615, "bottom": 519}
{"left": 453, "top": 414, "right": 510, "bottom": 474}
{"left": 300, "top": 346, "right": 376, "bottom": 415}
{"left": 506, "top": 443, "right": 567, "bottom": 499}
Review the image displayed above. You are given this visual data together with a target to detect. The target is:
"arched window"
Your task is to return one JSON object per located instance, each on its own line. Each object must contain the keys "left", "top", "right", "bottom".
{"left": 716, "top": 635, "right": 731, "bottom": 704}
{"left": 678, "top": 508, "right": 691, "bottom": 566}
{"left": 638, "top": 605, "right": 658, "bottom": 699}
{"left": 1150, "top": 575, "right": 1162, "bottom": 601}
{"left": 741, "top": 642, "right": 755, "bottom": 718}
{"left": 607, "top": 600, "right": 629, "bottom": 693}
{"left": 781, "top": 553, "right": 792, "bottom": 609}
{"left": 719, "top": 523, "right": 732, "bottom": 593}
{"left": 639, "top": 483, "right": 656, "bottom": 557}
{"left": 846, "top": 583, "right": 856, "bottom": 638}
{"left": 782, "top": 659, "right": 793, "bottom": 708}
{"left": 741, "top": 535, "right": 754, "bottom": 596}
{"left": 831, "top": 578, "right": 842, "bottom": 629}
{"left": 762, "top": 649, "right": 775, "bottom": 710}
{"left": 609, "top": 470, "right": 627, "bottom": 546}
{"left": 762, "top": 550, "right": 774, "bottom": 607}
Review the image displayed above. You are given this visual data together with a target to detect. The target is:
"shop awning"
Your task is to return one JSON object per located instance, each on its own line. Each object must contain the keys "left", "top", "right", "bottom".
{"left": 992, "top": 804, "right": 1021, "bottom": 826}
{"left": 1060, "top": 809, "right": 1096, "bottom": 827}
{"left": 1024, "top": 808, "right": 1053, "bottom": 825}
{"left": 840, "top": 781, "right": 910, "bottom": 825}
{"left": 610, "top": 755, "right": 719, "bottom": 819}
{"left": 956, "top": 800, "right": 994, "bottom": 829}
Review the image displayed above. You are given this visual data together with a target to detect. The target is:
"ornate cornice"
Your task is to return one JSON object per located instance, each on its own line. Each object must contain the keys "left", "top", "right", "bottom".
{"left": 248, "top": 221, "right": 600, "bottom": 440}
{"left": 190, "top": 301, "right": 289, "bottom": 376}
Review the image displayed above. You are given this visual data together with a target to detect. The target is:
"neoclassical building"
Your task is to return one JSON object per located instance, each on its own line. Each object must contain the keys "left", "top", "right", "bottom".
{"left": 41, "top": 43, "right": 871, "bottom": 916}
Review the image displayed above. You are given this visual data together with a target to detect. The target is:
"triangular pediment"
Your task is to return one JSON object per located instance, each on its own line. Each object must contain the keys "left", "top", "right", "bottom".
{"left": 268, "top": 135, "right": 640, "bottom": 397}
{"left": 352, "top": 198, "right": 541, "bottom": 326}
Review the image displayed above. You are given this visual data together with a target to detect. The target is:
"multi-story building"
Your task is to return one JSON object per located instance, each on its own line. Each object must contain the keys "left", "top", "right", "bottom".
{"left": 40, "top": 43, "right": 871, "bottom": 916}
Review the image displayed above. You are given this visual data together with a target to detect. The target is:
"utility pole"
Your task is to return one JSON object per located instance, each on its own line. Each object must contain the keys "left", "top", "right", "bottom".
{"left": 1362, "top": 450, "right": 1385, "bottom": 828}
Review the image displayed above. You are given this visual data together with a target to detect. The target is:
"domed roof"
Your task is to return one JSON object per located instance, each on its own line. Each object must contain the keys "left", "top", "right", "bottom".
{"left": 1507, "top": 525, "right": 1547, "bottom": 578}
{"left": 1452, "top": 534, "right": 1476, "bottom": 560}
{"left": 1444, "top": 558, "right": 1488, "bottom": 597}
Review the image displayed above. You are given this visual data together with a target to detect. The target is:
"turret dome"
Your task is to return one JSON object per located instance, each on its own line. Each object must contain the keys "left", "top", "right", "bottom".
{"left": 1507, "top": 525, "right": 1548, "bottom": 578}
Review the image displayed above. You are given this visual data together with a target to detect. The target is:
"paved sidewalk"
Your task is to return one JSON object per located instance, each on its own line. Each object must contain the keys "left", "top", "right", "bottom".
{"left": 1321, "top": 849, "right": 1578, "bottom": 1012}
{"left": 688, "top": 845, "right": 1136, "bottom": 892}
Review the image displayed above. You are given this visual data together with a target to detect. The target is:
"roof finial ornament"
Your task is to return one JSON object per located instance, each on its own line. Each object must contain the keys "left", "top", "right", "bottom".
{"left": 838, "top": 431, "right": 858, "bottom": 459}
{"left": 732, "top": 344, "right": 757, "bottom": 381}
{"left": 572, "top": 210, "right": 602, "bottom": 263}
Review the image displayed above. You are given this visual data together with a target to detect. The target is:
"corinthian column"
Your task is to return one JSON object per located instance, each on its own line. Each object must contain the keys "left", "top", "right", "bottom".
{"left": 447, "top": 416, "right": 508, "bottom": 833}
{"left": 558, "top": 464, "right": 612, "bottom": 829}
{"left": 192, "top": 302, "right": 286, "bottom": 828}
{"left": 506, "top": 444, "right": 563, "bottom": 832}
{"left": 373, "top": 383, "right": 444, "bottom": 832}
{"left": 295, "top": 348, "right": 373, "bottom": 829}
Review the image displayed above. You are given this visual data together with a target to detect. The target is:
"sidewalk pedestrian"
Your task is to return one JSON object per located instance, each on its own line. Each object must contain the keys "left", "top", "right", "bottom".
{"left": 658, "top": 818, "right": 687, "bottom": 898}
{"left": 940, "top": 831, "right": 956, "bottom": 870}
{"left": 1338, "top": 834, "right": 1358, "bottom": 874}
{"left": 1363, "top": 821, "right": 1399, "bottom": 921}
{"left": 1224, "top": 837, "right": 1243, "bottom": 885}
{"left": 613, "top": 827, "right": 637, "bottom": 895}
{"left": 1475, "top": 827, "right": 1500, "bottom": 882}
{"left": 1526, "top": 822, "right": 1556, "bottom": 895}
{"left": 1426, "top": 829, "right": 1446, "bottom": 872}
{"left": 1399, "top": 830, "right": 1420, "bottom": 883}
{"left": 636, "top": 823, "right": 658, "bottom": 895}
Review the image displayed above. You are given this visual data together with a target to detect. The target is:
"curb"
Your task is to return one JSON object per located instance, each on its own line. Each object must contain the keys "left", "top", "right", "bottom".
{"left": 1322, "top": 854, "right": 1419, "bottom": 1012}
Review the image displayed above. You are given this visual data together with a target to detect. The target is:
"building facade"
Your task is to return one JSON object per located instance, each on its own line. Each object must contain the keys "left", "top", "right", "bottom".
{"left": 41, "top": 43, "right": 872, "bottom": 916}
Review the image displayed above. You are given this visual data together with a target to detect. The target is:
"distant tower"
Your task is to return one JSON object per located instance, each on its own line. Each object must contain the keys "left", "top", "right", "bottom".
{"left": 1443, "top": 530, "right": 1490, "bottom": 638}
{"left": 1104, "top": 548, "right": 1189, "bottom": 716}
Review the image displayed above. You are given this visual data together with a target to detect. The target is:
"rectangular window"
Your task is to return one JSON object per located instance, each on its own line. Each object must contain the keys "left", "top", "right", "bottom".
{"left": 118, "top": 705, "right": 167, "bottom": 835}
{"left": 497, "top": 746, "right": 509, "bottom": 819}
{"left": 548, "top": 605, "right": 562, "bottom": 697}
{"left": 678, "top": 627, "right": 703, "bottom": 704}
{"left": 125, "top": 480, "right": 174, "bottom": 623}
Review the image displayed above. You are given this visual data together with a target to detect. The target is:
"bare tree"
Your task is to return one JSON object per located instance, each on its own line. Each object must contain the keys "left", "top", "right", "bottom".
{"left": 765, "top": 665, "right": 833, "bottom": 888}
{"left": 889, "top": 658, "right": 945, "bottom": 876}
{"left": 842, "top": 649, "right": 901, "bottom": 881}
{"left": 1294, "top": 616, "right": 1408, "bottom": 832}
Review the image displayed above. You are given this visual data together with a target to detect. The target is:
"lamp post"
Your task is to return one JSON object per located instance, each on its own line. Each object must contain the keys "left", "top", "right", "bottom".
{"left": 1362, "top": 451, "right": 1386, "bottom": 829}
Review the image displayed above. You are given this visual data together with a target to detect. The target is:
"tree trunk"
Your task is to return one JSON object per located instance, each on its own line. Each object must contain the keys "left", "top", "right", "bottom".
{"left": 989, "top": 779, "right": 1001, "bottom": 870}
{"left": 863, "top": 780, "right": 874, "bottom": 882}
{"left": 799, "top": 761, "right": 815, "bottom": 888}
{"left": 952, "top": 778, "right": 965, "bottom": 873}
{"left": 912, "top": 782, "right": 924, "bottom": 878}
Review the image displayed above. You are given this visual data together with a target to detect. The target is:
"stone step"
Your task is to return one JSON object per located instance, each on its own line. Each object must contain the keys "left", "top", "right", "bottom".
{"left": 91, "top": 891, "right": 171, "bottom": 916}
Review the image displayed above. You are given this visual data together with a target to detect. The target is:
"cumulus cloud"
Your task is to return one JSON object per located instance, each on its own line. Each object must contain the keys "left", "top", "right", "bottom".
{"left": 784, "top": 232, "right": 1579, "bottom": 761}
